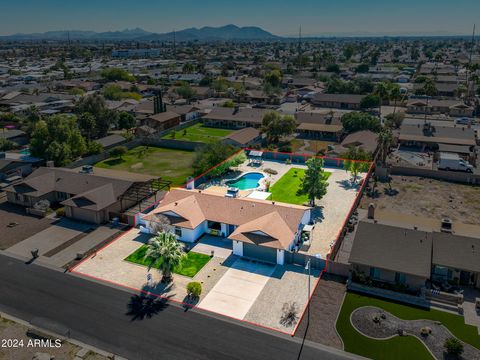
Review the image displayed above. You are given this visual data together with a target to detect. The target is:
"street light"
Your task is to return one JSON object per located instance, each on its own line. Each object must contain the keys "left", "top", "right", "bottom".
{"left": 305, "top": 253, "right": 322, "bottom": 327}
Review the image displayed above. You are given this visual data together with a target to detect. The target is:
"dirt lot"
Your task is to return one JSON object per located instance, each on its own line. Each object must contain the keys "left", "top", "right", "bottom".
{"left": 360, "top": 175, "right": 480, "bottom": 225}
{"left": 0, "top": 317, "right": 108, "bottom": 360}
{"left": 0, "top": 196, "right": 58, "bottom": 250}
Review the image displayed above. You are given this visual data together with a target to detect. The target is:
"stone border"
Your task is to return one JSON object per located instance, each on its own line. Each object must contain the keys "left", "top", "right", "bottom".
{"left": 348, "top": 306, "right": 479, "bottom": 360}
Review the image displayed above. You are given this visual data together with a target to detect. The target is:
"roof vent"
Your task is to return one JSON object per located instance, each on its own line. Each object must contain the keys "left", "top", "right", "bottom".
{"left": 441, "top": 218, "right": 453, "bottom": 233}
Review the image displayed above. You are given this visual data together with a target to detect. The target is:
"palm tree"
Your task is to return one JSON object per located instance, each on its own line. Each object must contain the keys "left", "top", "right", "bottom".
{"left": 422, "top": 79, "right": 437, "bottom": 124}
{"left": 374, "top": 82, "right": 389, "bottom": 118}
{"left": 145, "top": 232, "right": 186, "bottom": 283}
{"left": 387, "top": 83, "right": 401, "bottom": 114}
{"left": 377, "top": 129, "right": 394, "bottom": 166}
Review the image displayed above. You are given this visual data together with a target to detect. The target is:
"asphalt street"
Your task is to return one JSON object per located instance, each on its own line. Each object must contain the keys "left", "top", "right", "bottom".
{"left": 0, "top": 254, "right": 362, "bottom": 360}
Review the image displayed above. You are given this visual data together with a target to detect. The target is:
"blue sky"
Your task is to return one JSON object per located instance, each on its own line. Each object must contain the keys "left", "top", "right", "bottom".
{"left": 1, "top": 0, "right": 478, "bottom": 36}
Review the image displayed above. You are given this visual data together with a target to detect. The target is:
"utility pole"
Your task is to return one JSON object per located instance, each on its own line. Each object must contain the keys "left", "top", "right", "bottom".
{"left": 173, "top": 29, "right": 176, "bottom": 60}
{"left": 467, "top": 24, "right": 476, "bottom": 100}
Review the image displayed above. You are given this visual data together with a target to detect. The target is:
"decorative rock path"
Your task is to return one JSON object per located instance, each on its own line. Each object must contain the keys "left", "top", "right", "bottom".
{"left": 351, "top": 306, "right": 480, "bottom": 360}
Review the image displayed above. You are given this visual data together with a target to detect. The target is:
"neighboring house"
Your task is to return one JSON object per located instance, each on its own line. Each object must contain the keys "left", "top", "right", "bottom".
{"left": 142, "top": 188, "right": 311, "bottom": 265}
{"left": 398, "top": 123, "right": 477, "bottom": 150}
{"left": 0, "top": 129, "right": 28, "bottom": 146}
{"left": 328, "top": 130, "right": 378, "bottom": 157}
{"left": 203, "top": 107, "right": 271, "bottom": 129}
{"left": 0, "top": 159, "right": 32, "bottom": 182}
{"left": 5, "top": 167, "right": 163, "bottom": 224}
{"left": 311, "top": 93, "right": 364, "bottom": 110}
{"left": 295, "top": 112, "right": 343, "bottom": 140}
{"left": 136, "top": 111, "right": 181, "bottom": 136}
{"left": 166, "top": 104, "right": 202, "bottom": 122}
{"left": 94, "top": 134, "right": 127, "bottom": 150}
{"left": 349, "top": 209, "right": 480, "bottom": 290}
{"left": 406, "top": 99, "right": 474, "bottom": 117}
{"left": 222, "top": 127, "right": 263, "bottom": 148}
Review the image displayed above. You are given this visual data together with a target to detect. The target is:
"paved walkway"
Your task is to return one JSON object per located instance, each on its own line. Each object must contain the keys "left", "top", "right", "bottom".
{"left": 295, "top": 275, "right": 346, "bottom": 349}
{"left": 199, "top": 258, "right": 275, "bottom": 319}
{"left": 463, "top": 288, "right": 480, "bottom": 334}
{"left": 244, "top": 264, "right": 320, "bottom": 333}
{"left": 6, "top": 219, "right": 93, "bottom": 258}
{"left": 304, "top": 170, "right": 365, "bottom": 257}
{"left": 190, "top": 235, "right": 232, "bottom": 259}
{"left": 41, "top": 226, "right": 122, "bottom": 268}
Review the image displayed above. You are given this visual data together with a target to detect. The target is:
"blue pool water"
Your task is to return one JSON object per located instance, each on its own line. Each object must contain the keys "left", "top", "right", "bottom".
{"left": 226, "top": 172, "right": 264, "bottom": 190}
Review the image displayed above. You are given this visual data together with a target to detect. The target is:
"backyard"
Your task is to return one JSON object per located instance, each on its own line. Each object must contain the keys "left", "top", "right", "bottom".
{"left": 95, "top": 146, "right": 196, "bottom": 186}
{"left": 125, "top": 244, "right": 212, "bottom": 277}
{"left": 269, "top": 167, "right": 331, "bottom": 205}
{"left": 336, "top": 292, "right": 480, "bottom": 360}
{"left": 162, "top": 123, "right": 233, "bottom": 143}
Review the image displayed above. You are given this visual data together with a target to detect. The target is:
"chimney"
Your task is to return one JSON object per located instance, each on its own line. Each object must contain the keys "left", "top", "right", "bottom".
{"left": 440, "top": 218, "right": 453, "bottom": 233}
{"left": 367, "top": 203, "right": 375, "bottom": 219}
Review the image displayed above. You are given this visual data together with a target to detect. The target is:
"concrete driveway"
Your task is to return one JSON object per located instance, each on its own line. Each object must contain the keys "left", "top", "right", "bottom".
{"left": 6, "top": 219, "right": 93, "bottom": 258}
{"left": 199, "top": 258, "right": 275, "bottom": 319}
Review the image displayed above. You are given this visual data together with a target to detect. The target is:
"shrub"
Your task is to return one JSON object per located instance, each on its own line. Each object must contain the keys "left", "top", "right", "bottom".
{"left": 444, "top": 338, "right": 463, "bottom": 357}
{"left": 186, "top": 282, "right": 202, "bottom": 298}
{"left": 264, "top": 168, "right": 278, "bottom": 175}
{"left": 56, "top": 207, "right": 65, "bottom": 217}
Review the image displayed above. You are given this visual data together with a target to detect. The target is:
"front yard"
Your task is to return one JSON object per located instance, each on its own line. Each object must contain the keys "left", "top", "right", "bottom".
{"left": 125, "top": 244, "right": 212, "bottom": 277}
{"left": 336, "top": 292, "right": 480, "bottom": 360}
{"left": 95, "top": 146, "right": 196, "bottom": 186}
{"left": 162, "top": 123, "right": 233, "bottom": 143}
{"left": 269, "top": 167, "right": 331, "bottom": 205}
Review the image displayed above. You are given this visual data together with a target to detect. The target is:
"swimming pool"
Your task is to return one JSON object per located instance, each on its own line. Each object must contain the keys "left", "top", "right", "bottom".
{"left": 226, "top": 172, "right": 264, "bottom": 190}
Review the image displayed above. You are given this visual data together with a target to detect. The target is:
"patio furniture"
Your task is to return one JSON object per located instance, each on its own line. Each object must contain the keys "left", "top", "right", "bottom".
{"left": 475, "top": 298, "right": 480, "bottom": 311}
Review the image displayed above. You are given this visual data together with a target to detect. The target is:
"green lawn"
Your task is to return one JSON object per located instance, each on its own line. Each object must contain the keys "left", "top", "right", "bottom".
{"left": 336, "top": 292, "right": 480, "bottom": 360}
{"left": 269, "top": 168, "right": 331, "bottom": 205}
{"left": 162, "top": 123, "right": 233, "bottom": 143}
{"left": 95, "top": 146, "right": 196, "bottom": 186}
{"left": 125, "top": 244, "right": 211, "bottom": 278}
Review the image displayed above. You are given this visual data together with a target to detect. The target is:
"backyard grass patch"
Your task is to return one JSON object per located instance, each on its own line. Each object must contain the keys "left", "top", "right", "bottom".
{"left": 95, "top": 146, "right": 196, "bottom": 186}
{"left": 125, "top": 244, "right": 211, "bottom": 278}
{"left": 336, "top": 292, "right": 480, "bottom": 360}
{"left": 162, "top": 123, "right": 233, "bottom": 143}
{"left": 269, "top": 167, "right": 331, "bottom": 205}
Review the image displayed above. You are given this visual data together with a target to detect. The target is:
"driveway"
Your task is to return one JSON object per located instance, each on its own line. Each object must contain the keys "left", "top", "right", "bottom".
{"left": 6, "top": 219, "right": 93, "bottom": 259}
{"left": 199, "top": 258, "right": 275, "bottom": 319}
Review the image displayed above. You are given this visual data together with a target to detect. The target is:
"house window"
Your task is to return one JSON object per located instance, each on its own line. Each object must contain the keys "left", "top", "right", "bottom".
{"left": 174, "top": 227, "right": 182, "bottom": 237}
{"left": 395, "top": 272, "right": 406, "bottom": 284}
{"left": 370, "top": 267, "right": 380, "bottom": 279}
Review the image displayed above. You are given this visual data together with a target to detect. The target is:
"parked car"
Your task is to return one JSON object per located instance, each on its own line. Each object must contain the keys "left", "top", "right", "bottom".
{"left": 455, "top": 117, "right": 476, "bottom": 125}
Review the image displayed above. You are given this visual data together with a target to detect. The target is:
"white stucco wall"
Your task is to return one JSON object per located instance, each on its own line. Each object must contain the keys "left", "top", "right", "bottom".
{"left": 276, "top": 249, "right": 285, "bottom": 265}
{"left": 233, "top": 241, "right": 243, "bottom": 256}
{"left": 178, "top": 221, "right": 208, "bottom": 243}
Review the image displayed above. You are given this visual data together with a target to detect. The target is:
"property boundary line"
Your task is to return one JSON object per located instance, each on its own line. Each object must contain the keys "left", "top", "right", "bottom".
{"left": 291, "top": 161, "right": 375, "bottom": 337}
{"left": 70, "top": 266, "right": 293, "bottom": 336}
{"left": 73, "top": 149, "right": 374, "bottom": 337}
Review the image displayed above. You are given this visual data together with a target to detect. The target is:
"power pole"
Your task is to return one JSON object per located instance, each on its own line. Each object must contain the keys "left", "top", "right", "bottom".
{"left": 467, "top": 24, "right": 476, "bottom": 100}
{"left": 173, "top": 29, "right": 176, "bottom": 60}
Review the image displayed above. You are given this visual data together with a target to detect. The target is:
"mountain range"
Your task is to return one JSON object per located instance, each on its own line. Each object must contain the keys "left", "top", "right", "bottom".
{"left": 0, "top": 25, "right": 280, "bottom": 41}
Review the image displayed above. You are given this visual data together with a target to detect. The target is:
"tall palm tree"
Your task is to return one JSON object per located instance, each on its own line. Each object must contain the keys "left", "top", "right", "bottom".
{"left": 422, "top": 79, "right": 437, "bottom": 123}
{"left": 374, "top": 82, "right": 389, "bottom": 118}
{"left": 387, "top": 83, "right": 401, "bottom": 114}
{"left": 145, "top": 232, "right": 186, "bottom": 283}
{"left": 377, "top": 129, "right": 394, "bottom": 166}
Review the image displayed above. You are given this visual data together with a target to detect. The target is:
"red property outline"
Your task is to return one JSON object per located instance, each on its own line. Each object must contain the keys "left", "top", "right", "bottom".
{"left": 71, "top": 149, "right": 374, "bottom": 337}
{"left": 290, "top": 160, "right": 375, "bottom": 337}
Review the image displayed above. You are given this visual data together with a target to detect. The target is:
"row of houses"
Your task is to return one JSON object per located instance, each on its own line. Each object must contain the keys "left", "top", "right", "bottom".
{"left": 349, "top": 208, "right": 480, "bottom": 290}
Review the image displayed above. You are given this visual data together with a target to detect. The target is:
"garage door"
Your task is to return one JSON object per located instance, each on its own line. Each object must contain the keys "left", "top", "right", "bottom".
{"left": 243, "top": 243, "right": 277, "bottom": 264}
